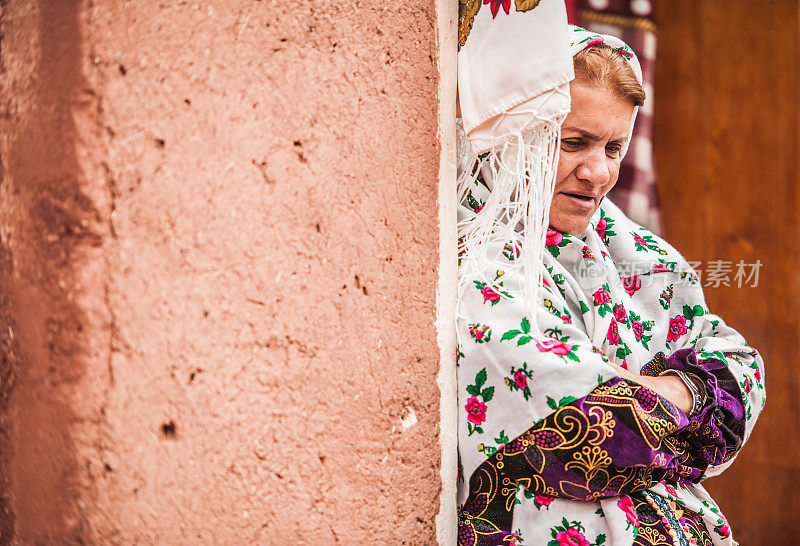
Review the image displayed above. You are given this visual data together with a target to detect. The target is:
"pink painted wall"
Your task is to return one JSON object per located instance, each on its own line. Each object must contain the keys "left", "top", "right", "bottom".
{"left": 0, "top": 0, "right": 441, "bottom": 543}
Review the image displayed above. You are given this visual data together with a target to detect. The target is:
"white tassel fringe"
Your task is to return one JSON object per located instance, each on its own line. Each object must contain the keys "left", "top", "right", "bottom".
{"left": 456, "top": 117, "right": 565, "bottom": 341}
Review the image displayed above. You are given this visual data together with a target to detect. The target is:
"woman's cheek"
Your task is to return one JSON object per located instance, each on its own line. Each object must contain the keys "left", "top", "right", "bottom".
{"left": 555, "top": 154, "right": 579, "bottom": 187}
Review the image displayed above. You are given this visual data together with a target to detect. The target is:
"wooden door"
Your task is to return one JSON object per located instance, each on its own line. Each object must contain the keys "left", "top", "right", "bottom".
{"left": 655, "top": 1, "right": 800, "bottom": 543}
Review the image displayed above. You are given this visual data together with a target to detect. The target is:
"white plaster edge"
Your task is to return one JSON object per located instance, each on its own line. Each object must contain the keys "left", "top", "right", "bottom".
{"left": 435, "top": 0, "right": 459, "bottom": 544}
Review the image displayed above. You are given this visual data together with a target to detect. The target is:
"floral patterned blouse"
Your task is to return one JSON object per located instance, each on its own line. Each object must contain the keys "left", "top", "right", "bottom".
{"left": 456, "top": 193, "right": 765, "bottom": 546}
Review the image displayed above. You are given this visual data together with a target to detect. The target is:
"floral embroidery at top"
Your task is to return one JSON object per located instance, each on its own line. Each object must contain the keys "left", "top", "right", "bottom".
{"left": 615, "top": 44, "right": 634, "bottom": 60}
{"left": 484, "top": 0, "right": 511, "bottom": 18}
{"left": 458, "top": 0, "right": 542, "bottom": 49}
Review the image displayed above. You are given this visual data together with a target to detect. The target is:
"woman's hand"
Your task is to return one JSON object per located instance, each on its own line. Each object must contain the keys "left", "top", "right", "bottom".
{"left": 607, "top": 362, "right": 693, "bottom": 416}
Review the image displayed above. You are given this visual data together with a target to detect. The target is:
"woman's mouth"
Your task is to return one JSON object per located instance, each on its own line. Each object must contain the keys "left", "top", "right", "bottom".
{"left": 561, "top": 192, "right": 596, "bottom": 211}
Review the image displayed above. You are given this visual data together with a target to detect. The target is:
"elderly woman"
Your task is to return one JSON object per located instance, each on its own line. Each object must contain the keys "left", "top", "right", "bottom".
{"left": 455, "top": 22, "right": 765, "bottom": 546}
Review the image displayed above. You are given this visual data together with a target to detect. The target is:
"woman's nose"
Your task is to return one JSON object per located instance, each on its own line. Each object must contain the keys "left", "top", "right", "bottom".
{"left": 575, "top": 150, "right": 611, "bottom": 187}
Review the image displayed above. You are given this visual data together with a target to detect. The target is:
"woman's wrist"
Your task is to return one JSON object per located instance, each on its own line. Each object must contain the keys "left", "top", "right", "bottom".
{"left": 607, "top": 361, "right": 693, "bottom": 415}
{"left": 642, "top": 374, "right": 694, "bottom": 415}
{"left": 660, "top": 369, "right": 706, "bottom": 417}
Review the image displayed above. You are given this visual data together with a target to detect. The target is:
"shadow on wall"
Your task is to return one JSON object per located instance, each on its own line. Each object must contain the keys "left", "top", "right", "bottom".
{"left": 1, "top": 0, "right": 109, "bottom": 542}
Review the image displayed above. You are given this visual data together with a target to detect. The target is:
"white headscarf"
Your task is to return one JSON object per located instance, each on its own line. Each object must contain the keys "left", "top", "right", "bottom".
{"left": 566, "top": 25, "right": 643, "bottom": 158}
{"left": 457, "top": 7, "right": 644, "bottom": 340}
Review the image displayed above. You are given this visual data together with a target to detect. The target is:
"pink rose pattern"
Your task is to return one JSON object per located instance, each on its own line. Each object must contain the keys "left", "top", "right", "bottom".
{"left": 464, "top": 368, "right": 494, "bottom": 436}
{"left": 546, "top": 229, "right": 571, "bottom": 257}
{"left": 593, "top": 288, "right": 611, "bottom": 305}
{"left": 556, "top": 527, "right": 590, "bottom": 546}
{"left": 632, "top": 321, "right": 645, "bottom": 340}
{"left": 595, "top": 209, "right": 616, "bottom": 244}
{"left": 474, "top": 280, "right": 510, "bottom": 307}
{"left": 505, "top": 363, "right": 534, "bottom": 401}
{"left": 530, "top": 335, "right": 579, "bottom": 362}
{"left": 464, "top": 396, "right": 486, "bottom": 425}
{"left": 457, "top": 202, "right": 760, "bottom": 546}
{"left": 631, "top": 229, "right": 667, "bottom": 254}
{"left": 622, "top": 275, "right": 641, "bottom": 296}
{"left": 481, "top": 285, "right": 500, "bottom": 303}
{"left": 592, "top": 284, "right": 614, "bottom": 319}
{"left": 537, "top": 339, "right": 573, "bottom": 356}
{"left": 627, "top": 310, "right": 654, "bottom": 350}
{"left": 546, "top": 229, "right": 564, "bottom": 247}
{"left": 468, "top": 323, "right": 491, "bottom": 343}
{"left": 606, "top": 320, "right": 620, "bottom": 345}
{"left": 617, "top": 496, "right": 639, "bottom": 528}
{"left": 547, "top": 519, "right": 602, "bottom": 546}
{"left": 535, "top": 494, "right": 553, "bottom": 508}
{"left": 595, "top": 217, "right": 607, "bottom": 240}
{"left": 667, "top": 315, "right": 688, "bottom": 343}
{"left": 613, "top": 304, "right": 627, "bottom": 324}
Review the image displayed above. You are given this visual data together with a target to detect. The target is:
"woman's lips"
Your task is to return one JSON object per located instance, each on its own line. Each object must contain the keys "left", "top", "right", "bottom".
{"left": 560, "top": 192, "right": 596, "bottom": 211}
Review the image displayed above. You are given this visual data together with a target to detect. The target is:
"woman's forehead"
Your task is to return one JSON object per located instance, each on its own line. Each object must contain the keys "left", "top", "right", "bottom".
{"left": 563, "top": 82, "right": 634, "bottom": 139}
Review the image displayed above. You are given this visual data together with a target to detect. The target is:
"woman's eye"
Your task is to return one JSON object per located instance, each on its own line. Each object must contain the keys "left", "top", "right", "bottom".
{"left": 561, "top": 139, "right": 582, "bottom": 149}
{"left": 606, "top": 144, "right": 622, "bottom": 157}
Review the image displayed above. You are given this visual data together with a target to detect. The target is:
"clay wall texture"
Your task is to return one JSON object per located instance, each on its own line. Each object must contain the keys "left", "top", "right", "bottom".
{"left": 0, "top": 1, "right": 441, "bottom": 543}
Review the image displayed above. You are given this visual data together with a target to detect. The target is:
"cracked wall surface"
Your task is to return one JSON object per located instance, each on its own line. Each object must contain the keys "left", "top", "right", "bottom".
{"left": 0, "top": 0, "right": 441, "bottom": 543}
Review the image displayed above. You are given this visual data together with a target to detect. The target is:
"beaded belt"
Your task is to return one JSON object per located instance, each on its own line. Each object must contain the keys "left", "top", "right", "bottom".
{"left": 641, "top": 490, "right": 697, "bottom": 546}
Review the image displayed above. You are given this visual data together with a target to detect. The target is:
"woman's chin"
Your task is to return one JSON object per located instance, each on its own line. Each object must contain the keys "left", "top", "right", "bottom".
{"left": 549, "top": 196, "right": 599, "bottom": 235}
{"left": 549, "top": 215, "right": 592, "bottom": 236}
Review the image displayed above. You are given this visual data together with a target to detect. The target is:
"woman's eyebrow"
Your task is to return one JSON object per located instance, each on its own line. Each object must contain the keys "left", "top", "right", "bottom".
{"left": 563, "top": 128, "right": 628, "bottom": 144}
{"left": 562, "top": 128, "right": 602, "bottom": 140}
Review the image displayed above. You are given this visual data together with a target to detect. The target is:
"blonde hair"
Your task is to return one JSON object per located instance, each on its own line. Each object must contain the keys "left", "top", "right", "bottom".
{"left": 573, "top": 45, "right": 645, "bottom": 107}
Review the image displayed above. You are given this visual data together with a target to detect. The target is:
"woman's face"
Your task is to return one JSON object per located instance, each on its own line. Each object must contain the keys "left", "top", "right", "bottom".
{"left": 550, "top": 81, "right": 635, "bottom": 235}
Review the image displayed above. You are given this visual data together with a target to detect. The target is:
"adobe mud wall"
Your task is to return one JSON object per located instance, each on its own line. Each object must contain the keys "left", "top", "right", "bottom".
{"left": 0, "top": 1, "right": 441, "bottom": 543}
